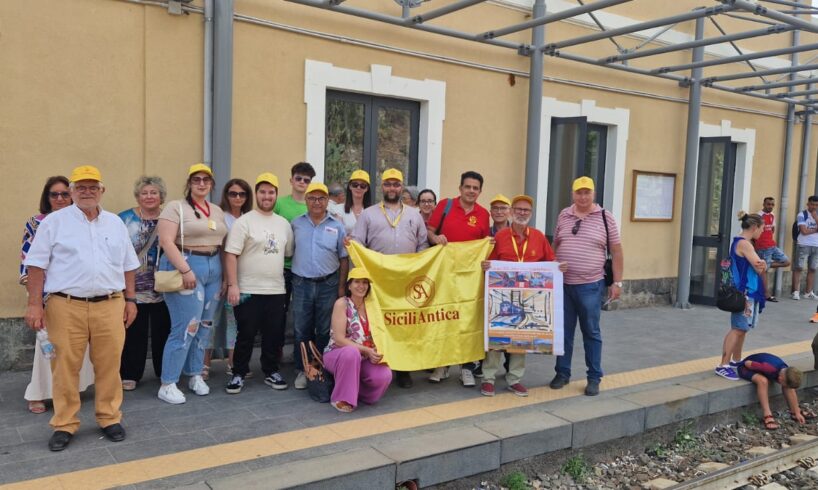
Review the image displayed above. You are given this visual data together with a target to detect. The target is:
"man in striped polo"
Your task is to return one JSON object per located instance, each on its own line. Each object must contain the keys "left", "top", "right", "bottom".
{"left": 549, "top": 177, "right": 624, "bottom": 396}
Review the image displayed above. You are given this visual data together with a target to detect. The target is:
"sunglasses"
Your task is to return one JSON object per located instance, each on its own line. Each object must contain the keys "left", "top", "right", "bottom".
{"left": 228, "top": 191, "right": 247, "bottom": 198}
{"left": 572, "top": 219, "right": 582, "bottom": 235}
{"left": 382, "top": 182, "right": 402, "bottom": 188}
{"left": 49, "top": 192, "right": 71, "bottom": 199}
{"left": 293, "top": 175, "right": 312, "bottom": 184}
{"left": 190, "top": 176, "right": 212, "bottom": 185}
{"left": 349, "top": 182, "right": 368, "bottom": 190}
{"left": 306, "top": 196, "right": 328, "bottom": 203}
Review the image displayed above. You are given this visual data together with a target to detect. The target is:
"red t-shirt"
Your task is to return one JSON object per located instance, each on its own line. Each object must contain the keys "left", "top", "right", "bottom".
{"left": 427, "top": 197, "right": 490, "bottom": 242}
{"left": 755, "top": 211, "right": 776, "bottom": 250}
{"left": 489, "top": 227, "right": 555, "bottom": 262}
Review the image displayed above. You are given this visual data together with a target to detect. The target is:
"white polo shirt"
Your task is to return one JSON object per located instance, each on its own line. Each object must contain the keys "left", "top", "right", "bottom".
{"left": 24, "top": 204, "right": 140, "bottom": 297}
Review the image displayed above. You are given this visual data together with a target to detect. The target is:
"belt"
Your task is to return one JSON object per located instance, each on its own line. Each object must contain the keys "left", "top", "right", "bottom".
{"left": 179, "top": 247, "right": 221, "bottom": 257}
{"left": 51, "top": 292, "right": 122, "bottom": 302}
{"left": 298, "top": 272, "right": 337, "bottom": 282}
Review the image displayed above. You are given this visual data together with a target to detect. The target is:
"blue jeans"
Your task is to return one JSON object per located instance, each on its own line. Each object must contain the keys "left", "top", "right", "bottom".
{"left": 555, "top": 279, "right": 605, "bottom": 382}
{"left": 292, "top": 272, "right": 339, "bottom": 372}
{"left": 159, "top": 253, "right": 222, "bottom": 385}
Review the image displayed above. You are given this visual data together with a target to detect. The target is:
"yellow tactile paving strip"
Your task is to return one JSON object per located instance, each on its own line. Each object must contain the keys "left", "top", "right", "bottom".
{"left": 5, "top": 341, "right": 812, "bottom": 490}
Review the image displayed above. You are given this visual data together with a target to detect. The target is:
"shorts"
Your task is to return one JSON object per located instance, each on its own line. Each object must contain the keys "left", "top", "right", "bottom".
{"left": 730, "top": 297, "right": 759, "bottom": 332}
{"left": 796, "top": 245, "right": 818, "bottom": 271}
{"left": 756, "top": 246, "right": 788, "bottom": 267}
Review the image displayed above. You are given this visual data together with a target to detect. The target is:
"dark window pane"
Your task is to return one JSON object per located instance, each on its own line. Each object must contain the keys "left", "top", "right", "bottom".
{"left": 546, "top": 120, "right": 585, "bottom": 234}
{"left": 325, "top": 98, "right": 365, "bottom": 187}
{"left": 375, "top": 106, "right": 412, "bottom": 201}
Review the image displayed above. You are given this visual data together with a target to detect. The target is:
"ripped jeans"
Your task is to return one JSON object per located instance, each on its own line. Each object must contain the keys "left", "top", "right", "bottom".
{"left": 159, "top": 252, "right": 222, "bottom": 385}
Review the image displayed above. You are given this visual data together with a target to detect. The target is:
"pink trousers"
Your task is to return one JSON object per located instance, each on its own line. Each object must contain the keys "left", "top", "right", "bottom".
{"left": 323, "top": 345, "right": 392, "bottom": 408}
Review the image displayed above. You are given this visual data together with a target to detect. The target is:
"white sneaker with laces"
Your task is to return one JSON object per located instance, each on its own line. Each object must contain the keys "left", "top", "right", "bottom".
{"left": 188, "top": 375, "right": 210, "bottom": 396}
{"left": 805, "top": 291, "right": 818, "bottom": 300}
{"left": 793, "top": 291, "right": 801, "bottom": 300}
{"left": 428, "top": 367, "right": 450, "bottom": 383}
{"left": 460, "top": 368, "right": 476, "bottom": 387}
{"left": 294, "top": 371, "right": 308, "bottom": 390}
{"left": 158, "top": 383, "right": 186, "bottom": 404}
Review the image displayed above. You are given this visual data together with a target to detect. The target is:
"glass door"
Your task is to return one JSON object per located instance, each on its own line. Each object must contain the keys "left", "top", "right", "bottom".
{"left": 690, "top": 137, "right": 736, "bottom": 306}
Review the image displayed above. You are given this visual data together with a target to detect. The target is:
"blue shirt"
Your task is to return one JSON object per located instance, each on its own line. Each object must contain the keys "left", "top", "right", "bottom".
{"left": 291, "top": 213, "right": 348, "bottom": 278}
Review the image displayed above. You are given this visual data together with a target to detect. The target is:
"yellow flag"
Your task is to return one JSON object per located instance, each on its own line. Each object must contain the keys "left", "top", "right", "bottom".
{"left": 347, "top": 239, "right": 492, "bottom": 371}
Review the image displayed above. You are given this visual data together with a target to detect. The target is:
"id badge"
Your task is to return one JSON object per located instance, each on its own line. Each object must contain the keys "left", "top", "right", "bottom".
{"left": 208, "top": 219, "right": 216, "bottom": 230}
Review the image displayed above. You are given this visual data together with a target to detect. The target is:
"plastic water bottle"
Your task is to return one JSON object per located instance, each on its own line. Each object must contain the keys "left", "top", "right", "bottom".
{"left": 37, "top": 329, "right": 56, "bottom": 360}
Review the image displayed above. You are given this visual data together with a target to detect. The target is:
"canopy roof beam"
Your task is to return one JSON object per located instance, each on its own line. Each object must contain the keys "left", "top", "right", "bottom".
{"left": 478, "top": 0, "right": 630, "bottom": 40}
{"left": 737, "top": 76, "right": 818, "bottom": 91}
{"left": 408, "top": 0, "right": 486, "bottom": 25}
{"left": 779, "top": 88, "right": 818, "bottom": 97}
{"left": 703, "top": 62, "right": 818, "bottom": 83}
{"left": 728, "top": 0, "right": 818, "bottom": 34}
{"left": 654, "top": 41, "right": 818, "bottom": 74}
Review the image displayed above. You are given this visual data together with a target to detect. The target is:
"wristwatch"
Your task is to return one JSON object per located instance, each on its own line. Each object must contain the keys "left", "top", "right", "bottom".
{"left": 613, "top": 281, "right": 623, "bottom": 288}
{"left": 125, "top": 297, "right": 138, "bottom": 304}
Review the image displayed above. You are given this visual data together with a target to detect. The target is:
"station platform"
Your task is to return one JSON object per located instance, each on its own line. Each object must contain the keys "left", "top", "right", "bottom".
{"left": 2, "top": 299, "right": 818, "bottom": 489}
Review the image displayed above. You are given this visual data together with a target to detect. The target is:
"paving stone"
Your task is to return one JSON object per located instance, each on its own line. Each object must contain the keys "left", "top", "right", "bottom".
{"left": 108, "top": 430, "right": 218, "bottom": 463}
{"left": 746, "top": 446, "right": 777, "bottom": 457}
{"left": 682, "top": 376, "right": 757, "bottom": 414}
{"left": 696, "top": 461, "right": 729, "bottom": 473}
{"left": 619, "top": 384, "right": 708, "bottom": 429}
{"left": 374, "top": 426, "right": 500, "bottom": 487}
{"left": 548, "top": 397, "right": 644, "bottom": 448}
{"left": 646, "top": 477, "right": 678, "bottom": 489}
{"left": 0, "top": 447, "right": 116, "bottom": 485}
{"left": 759, "top": 483, "right": 789, "bottom": 490}
{"left": 789, "top": 434, "right": 818, "bottom": 445}
{"left": 476, "top": 410, "right": 572, "bottom": 463}
{"left": 206, "top": 447, "right": 395, "bottom": 490}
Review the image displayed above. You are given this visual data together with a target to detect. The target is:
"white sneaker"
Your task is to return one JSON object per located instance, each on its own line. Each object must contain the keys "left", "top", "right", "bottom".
{"left": 460, "top": 368, "right": 476, "bottom": 387}
{"left": 158, "top": 384, "right": 186, "bottom": 404}
{"left": 294, "top": 371, "right": 308, "bottom": 390}
{"left": 188, "top": 375, "right": 210, "bottom": 396}
{"left": 805, "top": 291, "right": 818, "bottom": 300}
{"left": 428, "top": 367, "right": 450, "bottom": 383}
{"left": 793, "top": 291, "right": 801, "bottom": 300}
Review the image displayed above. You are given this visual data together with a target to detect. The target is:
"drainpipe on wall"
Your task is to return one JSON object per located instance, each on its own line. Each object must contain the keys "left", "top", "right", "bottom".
{"left": 212, "top": 0, "right": 234, "bottom": 189}
{"left": 674, "top": 16, "right": 705, "bottom": 309}
{"left": 798, "top": 86, "right": 813, "bottom": 216}
{"left": 524, "top": 0, "right": 545, "bottom": 224}
{"left": 203, "top": 0, "right": 214, "bottom": 167}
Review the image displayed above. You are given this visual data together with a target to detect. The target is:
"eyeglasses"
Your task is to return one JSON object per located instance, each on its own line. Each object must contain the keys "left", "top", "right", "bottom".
{"left": 228, "top": 191, "right": 247, "bottom": 198}
{"left": 306, "top": 196, "right": 328, "bottom": 203}
{"left": 512, "top": 207, "right": 532, "bottom": 214}
{"left": 572, "top": 219, "right": 582, "bottom": 235}
{"left": 74, "top": 185, "right": 101, "bottom": 193}
{"left": 419, "top": 199, "right": 436, "bottom": 205}
{"left": 382, "top": 181, "right": 402, "bottom": 188}
{"left": 293, "top": 175, "right": 312, "bottom": 184}
{"left": 490, "top": 206, "right": 510, "bottom": 212}
{"left": 190, "top": 176, "right": 212, "bottom": 185}
{"left": 349, "top": 182, "right": 368, "bottom": 190}
{"left": 49, "top": 192, "right": 71, "bottom": 199}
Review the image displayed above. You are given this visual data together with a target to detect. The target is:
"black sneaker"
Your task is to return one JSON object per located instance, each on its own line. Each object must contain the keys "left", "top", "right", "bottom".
{"left": 472, "top": 362, "right": 483, "bottom": 378}
{"left": 264, "top": 372, "right": 288, "bottom": 390}
{"left": 585, "top": 379, "right": 600, "bottom": 396}
{"left": 549, "top": 374, "right": 569, "bottom": 389}
{"left": 225, "top": 375, "right": 244, "bottom": 394}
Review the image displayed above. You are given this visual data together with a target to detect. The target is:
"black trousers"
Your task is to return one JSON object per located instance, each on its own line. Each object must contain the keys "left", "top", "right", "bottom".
{"left": 233, "top": 294, "right": 286, "bottom": 377}
{"left": 120, "top": 302, "right": 171, "bottom": 381}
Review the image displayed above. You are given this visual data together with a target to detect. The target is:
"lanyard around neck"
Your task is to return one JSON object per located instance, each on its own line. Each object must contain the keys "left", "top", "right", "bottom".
{"left": 194, "top": 201, "right": 211, "bottom": 218}
{"left": 510, "top": 227, "right": 529, "bottom": 262}
{"left": 379, "top": 202, "right": 405, "bottom": 228}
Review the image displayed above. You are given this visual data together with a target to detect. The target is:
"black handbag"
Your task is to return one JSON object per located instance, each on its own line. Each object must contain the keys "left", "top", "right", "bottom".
{"left": 300, "top": 341, "right": 335, "bottom": 403}
{"left": 716, "top": 258, "right": 745, "bottom": 313}
{"left": 601, "top": 209, "right": 613, "bottom": 287}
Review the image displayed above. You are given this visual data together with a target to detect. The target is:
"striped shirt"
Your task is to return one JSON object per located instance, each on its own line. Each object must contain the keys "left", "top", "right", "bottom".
{"left": 553, "top": 204, "right": 621, "bottom": 285}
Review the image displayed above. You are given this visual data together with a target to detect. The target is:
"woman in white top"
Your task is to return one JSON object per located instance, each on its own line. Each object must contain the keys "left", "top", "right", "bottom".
{"left": 330, "top": 170, "right": 371, "bottom": 235}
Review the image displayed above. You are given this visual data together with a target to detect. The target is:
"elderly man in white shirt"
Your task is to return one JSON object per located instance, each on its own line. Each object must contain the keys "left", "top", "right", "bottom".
{"left": 24, "top": 165, "right": 140, "bottom": 452}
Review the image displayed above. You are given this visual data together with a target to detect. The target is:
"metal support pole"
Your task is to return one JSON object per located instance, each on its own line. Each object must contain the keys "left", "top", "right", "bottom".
{"left": 479, "top": 0, "right": 629, "bottom": 40}
{"left": 738, "top": 76, "right": 818, "bottom": 92}
{"left": 728, "top": 0, "right": 818, "bottom": 34}
{"left": 704, "top": 63, "right": 818, "bottom": 84}
{"left": 203, "top": 0, "right": 213, "bottom": 167}
{"left": 655, "top": 42, "right": 818, "bottom": 74}
{"left": 798, "top": 86, "right": 813, "bottom": 229}
{"left": 408, "top": 0, "right": 486, "bottom": 24}
{"left": 525, "top": 0, "right": 545, "bottom": 225}
{"left": 213, "top": 0, "right": 233, "bottom": 189}
{"left": 775, "top": 26, "right": 800, "bottom": 298}
{"left": 675, "top": 16, "right": 705, "bottom": 309}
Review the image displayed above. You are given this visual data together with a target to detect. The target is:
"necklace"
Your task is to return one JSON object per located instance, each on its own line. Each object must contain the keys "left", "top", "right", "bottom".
{"left": 136, "top": 207, "right": 160, "bottom": 220}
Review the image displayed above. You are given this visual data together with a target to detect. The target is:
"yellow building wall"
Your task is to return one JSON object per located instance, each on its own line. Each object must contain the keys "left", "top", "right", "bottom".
{"left": 1, "top": 0, "right": 816, "bottom": 317}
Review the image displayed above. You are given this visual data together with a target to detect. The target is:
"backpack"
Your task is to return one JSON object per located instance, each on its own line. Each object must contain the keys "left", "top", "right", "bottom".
{"left": 716, "top": 257, "right": 745, "bottom": 313}
{"left": 792, "top": 210, "right": 809, "bottom": 241}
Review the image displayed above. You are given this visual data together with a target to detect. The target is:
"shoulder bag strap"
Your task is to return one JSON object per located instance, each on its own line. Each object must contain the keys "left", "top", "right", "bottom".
{"left": 435, "top": 198, "right": 455, "bottom": 235}
{"left": 601, "top": 208, "right": 612, "bottom": 259}
{"left": 155, "top": 202, "right": 186, "bottom": 268}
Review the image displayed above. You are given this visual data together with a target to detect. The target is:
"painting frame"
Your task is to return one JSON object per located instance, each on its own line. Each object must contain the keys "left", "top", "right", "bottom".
{"left": 631, "top": 170, "right": 676, "bottom": 222}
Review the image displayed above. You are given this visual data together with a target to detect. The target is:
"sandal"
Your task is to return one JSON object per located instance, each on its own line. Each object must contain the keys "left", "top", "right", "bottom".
{"left": 27, "top": 401, "right": 46, "bottom": 414}
{"left": 763, "top": 414, "right": 779, "bottom": 430}
{"left": 791, "top": 409, "right": 817, "bottom": 421}
{"left": 122, "top": 380, "right": 137, "bottom": 391}
{"left": 331, "top": 400, "right": 354, "bottom": 413}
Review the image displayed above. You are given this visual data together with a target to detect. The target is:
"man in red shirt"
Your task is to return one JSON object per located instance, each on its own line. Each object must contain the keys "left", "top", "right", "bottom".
{"left": 480, "top": 195, "right": 566, "bottom": 397}
{"left": 427, "top": 171, "right": 490, "bottom": 386}
{"left": 755, "top": 197, "right": 790, "bottom": 302}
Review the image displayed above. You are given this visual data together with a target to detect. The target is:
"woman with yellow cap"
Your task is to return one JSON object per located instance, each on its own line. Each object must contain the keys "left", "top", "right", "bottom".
{"left": 330, "top": 170, "right": 371, "bottom": 235}
{"left": 323, "top": 267, "right": 392, "bottom": 412}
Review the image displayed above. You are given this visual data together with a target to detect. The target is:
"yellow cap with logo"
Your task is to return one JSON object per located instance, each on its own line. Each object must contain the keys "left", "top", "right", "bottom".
{"left": 511, "top": 194, "right": 534, "bottom": 206}
{"left": 306, "top": 182, "right": 329, "bottom": 195}
{"left": 572, "top": 176, "right": 595, "bottom": 192}
{"left": 382, "top": 168, "right": 403, "bottom": 183}
{"left": 349, "top": 169, "right": 371, "bottom": 185}
{"left": 490, "top": 194, "right": 511, "bottom": 206}
{"left": 188, "top": 163, "right": 213, "bottom": 177}
{"left": 256, "top": 172, "right": 279, "bottom": 188}
{"left": 69, "top": 165, "right": 103, "bottom": 183}
{"left": 347, "top": 267, "right": 372, "bottom": 282}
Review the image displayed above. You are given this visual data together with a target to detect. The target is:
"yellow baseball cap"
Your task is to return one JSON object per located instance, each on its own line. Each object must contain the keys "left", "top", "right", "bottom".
{"left": 256, "top": 172, "right": 279, "bottom": 188}
{"left": 490, "top": 194, "right": 511, "bottom": 206}
{"left": 349, "top": 169, "right": 371, "bottom": 185}
{"left": 382, "top": 168, "right": 403, "bottom": 183}
{"left": 69, "top": 165, "right": 102, "bottom": 183}
{"left": 347, "top": 267, "right": 372, "bottom": 282}
{"left": 188, "top": 163, "right": 213, "bottom": 178}
{"left": 306, "top": 182, "right": 329, "bottom": 195}
{"left": 511, "top": 194, "right": 534, "bottom": 206}
{"left": 572, "top": 176, "right": 595, "bottom": 192}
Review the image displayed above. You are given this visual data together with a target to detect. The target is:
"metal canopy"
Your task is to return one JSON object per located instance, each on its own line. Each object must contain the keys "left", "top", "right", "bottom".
{"left": 286, "top": 0, "right": 818, "bottom": 108}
